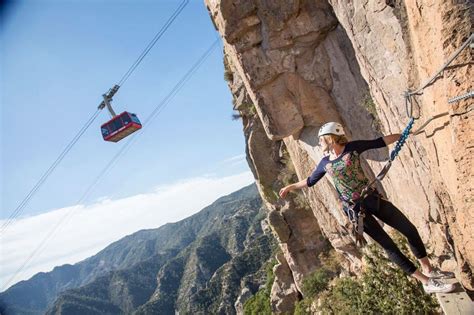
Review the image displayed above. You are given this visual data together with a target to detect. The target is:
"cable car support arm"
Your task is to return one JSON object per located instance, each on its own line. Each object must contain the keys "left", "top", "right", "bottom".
{"left": 98, "top": 84, "right": 120, "bottom": 117}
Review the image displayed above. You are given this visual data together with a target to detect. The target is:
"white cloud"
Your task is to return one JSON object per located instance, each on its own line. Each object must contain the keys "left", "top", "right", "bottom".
{"left": 0, "top": 171, "right": 255, "bottom": 291}
{"left": 221, "top": 154, "right": 246, "bottom": 164}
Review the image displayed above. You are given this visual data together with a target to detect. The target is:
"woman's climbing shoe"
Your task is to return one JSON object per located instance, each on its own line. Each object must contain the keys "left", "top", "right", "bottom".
{"left": 423, "top": 278, "right": 455, "bottom": 294}
{"left": 428, "top": 268, "right": 455, "bottom": 279}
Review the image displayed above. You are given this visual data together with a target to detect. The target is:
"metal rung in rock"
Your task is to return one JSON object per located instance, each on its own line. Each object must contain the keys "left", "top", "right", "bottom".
{"left": 448, "top": 91, "right": 474, "bottom": 104}
{"left": 436, "top": 278, "right": 474, "bottom": 315}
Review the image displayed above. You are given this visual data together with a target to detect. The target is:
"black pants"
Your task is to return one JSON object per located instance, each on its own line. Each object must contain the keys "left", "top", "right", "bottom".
{"left": 358, "top": 193, "right": 427, "bottom": 274}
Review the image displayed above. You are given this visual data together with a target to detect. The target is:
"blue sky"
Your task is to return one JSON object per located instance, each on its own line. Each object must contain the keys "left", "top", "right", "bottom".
{"left": 0, "top": 0, "right": 255, "bottom": 288}
{"left": 1, "top": 0, "right": 250, "bottom": 217}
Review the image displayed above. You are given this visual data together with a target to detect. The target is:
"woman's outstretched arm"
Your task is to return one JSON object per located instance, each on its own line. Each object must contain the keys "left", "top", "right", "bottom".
{"left": 279, "top": 179, "right": 308, "bottom": 199}
{"left": 383, "top": 134, "right": 401, "bottom": 145}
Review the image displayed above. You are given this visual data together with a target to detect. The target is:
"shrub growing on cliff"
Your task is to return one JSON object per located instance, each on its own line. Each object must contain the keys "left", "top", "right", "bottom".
{"left": 294, "top": 297, "right": 313, "bottom": 315}
{"left": 224, "top": 70, "right": 234, "bottom": 82}
{"left": 223, "top": 55, "right": 234, "bottom": 83}
{"left": 293, "top": 235, "right": 439, "bottom": 314}
{"left": 317, "top": 240, "right": 439, "bottom": 314}
{"left": 277, "top": 147, "right": 298, "bottom": 187}
{"left": 243, "top": 289, "right": 272, "bottom": 315}
{"left": 232, "top": 101, "right": 257, "bottom": 121}
{"left": 293, "top": 269, "right": 332, "bottom": 315}
{"left": 243, "top": 258, "right": 277, "bottom": 315}
{"left": 244, "top": 102, "right": 257, "bottom": 117}
{"left": 361, "top": 92, "right": 382, "bottom": 132}
{"left": 302, "top": 268, "right": 331, "bottom": 297}
{"left": 294, "top": 245, "right": 343, "bottom": 315}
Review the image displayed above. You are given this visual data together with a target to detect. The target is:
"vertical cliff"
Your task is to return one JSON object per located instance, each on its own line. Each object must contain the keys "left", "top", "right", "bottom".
{"left": 205, "top": 0, "right": 472, "bottom": 312}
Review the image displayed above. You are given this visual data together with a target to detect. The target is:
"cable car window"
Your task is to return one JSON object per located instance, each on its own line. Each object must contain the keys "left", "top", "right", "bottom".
{"left": 108, "top": 121, "right": 116, "bottom": 133}
{"left": 130, "top": 114, "right": 141, "bottom": 124}
{"left": 101, "top": 127, "right": 109, "bottom": 136}
{"left": 122, "top": 114, "right": 131, "bottom": 125}
{"left": 116, "top": 118, "right": 124, "bottom": 131}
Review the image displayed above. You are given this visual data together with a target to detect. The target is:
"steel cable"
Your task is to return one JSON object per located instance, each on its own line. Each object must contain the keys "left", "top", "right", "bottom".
{"left": 1, "top": 40, "right": 219, "bottom": 292}
{"left": 117, "top": 0, "right": 189, "bottom": 87}
{"left": 0, "top": 109, "right": 102, "bottom": 235}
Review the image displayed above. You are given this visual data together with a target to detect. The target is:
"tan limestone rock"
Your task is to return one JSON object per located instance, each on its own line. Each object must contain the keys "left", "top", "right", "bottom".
{"left": 206, "top": 0, "right": 473, "bottom": 301}
{"left": 223, "top": 47, "right": 332, "bottom": 308}
{"left": 270, "top": 252, "right": 300, "bottom": 314}
{"left": 268, "top": 209, "right": 291, "bottom": 243}
{"left": 327, "top": 0, "right": 473, "bottom": 288}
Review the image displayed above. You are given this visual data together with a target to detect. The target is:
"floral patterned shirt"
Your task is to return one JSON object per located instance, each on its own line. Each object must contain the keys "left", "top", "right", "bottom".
{"left": 306, "top": 138, "right": 386, "bottom": 212}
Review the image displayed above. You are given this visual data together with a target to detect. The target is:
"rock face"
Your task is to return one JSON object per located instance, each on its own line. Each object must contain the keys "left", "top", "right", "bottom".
{"left": 270, "top": 252, "right": 300, "bottom": 313}
{"left": 205, "top": 0, "right": 473, "bottom": 309}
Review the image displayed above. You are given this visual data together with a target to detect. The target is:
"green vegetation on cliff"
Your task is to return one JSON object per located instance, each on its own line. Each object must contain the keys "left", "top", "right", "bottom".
{"left": 243, "top": 258, "right": 277, "bottom": 315}
{"left": 296, "top": 236, "right": 439, "bottom": 314}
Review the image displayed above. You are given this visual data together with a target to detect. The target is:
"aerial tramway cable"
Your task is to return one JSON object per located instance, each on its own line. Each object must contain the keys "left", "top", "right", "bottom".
{"left": 0, "top": 110, "right": 102, "bottom": 235}
{"left": 117, "top": 0, "right": 189, "bottom": 87}
{"left": 2, "top": 39, "right": 220, "bottom": 292}
{"left": 1, "top": 1, "right": 188, "bottom": 235}
{"left": 100, "top": 0, "right": 190, "bottom": 142}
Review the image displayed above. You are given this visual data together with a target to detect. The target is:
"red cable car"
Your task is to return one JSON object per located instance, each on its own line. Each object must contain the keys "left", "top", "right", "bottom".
{"left": 101, "top": 111, "right": 142, "bottom": 142}
{"left": 98, "top": 85, "right": 142, "bottom": 142}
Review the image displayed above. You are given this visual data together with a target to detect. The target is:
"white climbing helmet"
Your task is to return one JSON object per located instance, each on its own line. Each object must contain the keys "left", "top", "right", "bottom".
{"left": 318, "top": 122, "right": 345, "bottom": 137}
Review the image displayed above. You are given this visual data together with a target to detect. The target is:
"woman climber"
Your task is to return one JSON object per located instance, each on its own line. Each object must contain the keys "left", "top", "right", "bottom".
{"left": 279, "top": 122, "right": 455, "bottom": 294}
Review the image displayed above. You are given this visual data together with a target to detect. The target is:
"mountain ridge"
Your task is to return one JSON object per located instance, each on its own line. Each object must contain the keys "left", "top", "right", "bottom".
{"left": 1, "top": 183, "right": 275, "bottom": 315}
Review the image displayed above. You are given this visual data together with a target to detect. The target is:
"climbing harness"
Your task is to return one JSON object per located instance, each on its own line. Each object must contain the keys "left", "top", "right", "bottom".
{"left": 347, "top": 187, "right": 382, "bottom": 247}
{"left": 348, "top": 118, "right": 415, "bottom": 246}
{"left": 348, "top": 34, "right": 473, "bottom": 246}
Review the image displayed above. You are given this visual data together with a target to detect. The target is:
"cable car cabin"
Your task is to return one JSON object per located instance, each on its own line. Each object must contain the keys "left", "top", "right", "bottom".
{"left": 101, "top": 112, "right": 142, "bottom": 142}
